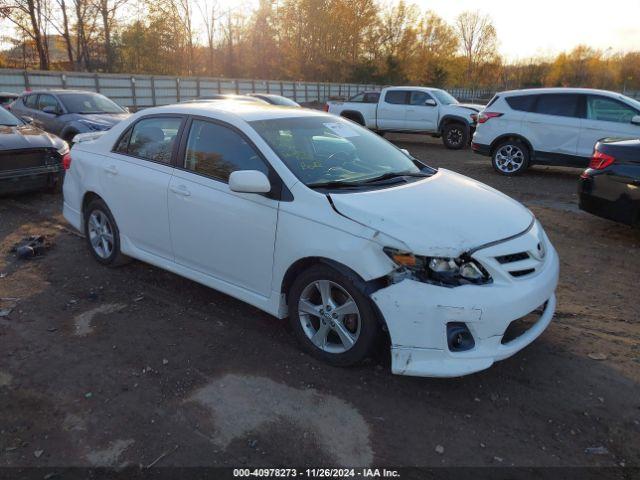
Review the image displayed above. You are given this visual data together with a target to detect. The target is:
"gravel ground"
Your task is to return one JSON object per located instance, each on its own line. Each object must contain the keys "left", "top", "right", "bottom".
{"left": 0, "top": 135, "right": 638, "bottom": 471}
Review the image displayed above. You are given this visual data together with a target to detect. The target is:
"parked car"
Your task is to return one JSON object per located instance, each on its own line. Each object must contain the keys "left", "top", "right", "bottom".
{"left": 248, "top": 93, "right": 301, "bottom": 107}
{"left": 186, "top": 94, "right": 268, "bottom": 104}
{"left": 62, "top": 101, "right": 559, "bottom": 378}
{"left": 578, "top": 138, "right": 640, "bottom": 226}
{"left": 326, "top": 86, "right": 483, "bottom": 149}
{"left": 472, "top": 88, "right": 640, "bottom": 175}
{"left": 0, "top": 91, "right": 19, "bottom": 108}
{"left": 10, "top": 89, "right": 130, "bottom": 143}
{"left": 0, "top": 107, "right": 69, "bottom": 195}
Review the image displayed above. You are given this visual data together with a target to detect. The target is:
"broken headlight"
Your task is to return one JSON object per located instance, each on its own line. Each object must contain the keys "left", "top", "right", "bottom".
{"left": 383, "top": 247, "right": 491, "bottom": 287}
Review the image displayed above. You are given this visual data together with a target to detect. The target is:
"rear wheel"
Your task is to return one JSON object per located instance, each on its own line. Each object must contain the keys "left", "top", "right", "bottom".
{"left": 442, "top": 123, "right": 468, "bottom": 150}
{"left": 288, "top": 264, "right": 380, "bottom": 366}
{"left": 83, "top": 198, "right": 130, "bottom": 266}
{"left": 492, "top": 139, "right": 530, "bottom": 176}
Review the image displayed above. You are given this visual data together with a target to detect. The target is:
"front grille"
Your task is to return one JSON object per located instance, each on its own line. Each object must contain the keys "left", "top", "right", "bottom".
{"left": 501, "top": 304, "right": 545, "bottom": 344}
{"left": 495, "top": 252, "right": 529, "bottom": 264}
{"left": 0, "top": 149, "right": 57, "bottom": 173}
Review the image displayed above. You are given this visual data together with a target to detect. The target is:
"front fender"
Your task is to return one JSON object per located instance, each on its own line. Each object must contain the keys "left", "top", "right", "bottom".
{"left": 438, "top": 114, "right": 472, "bottom": 133}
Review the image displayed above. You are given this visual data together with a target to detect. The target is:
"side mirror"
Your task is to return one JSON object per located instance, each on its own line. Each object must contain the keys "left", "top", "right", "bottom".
{"left": 425, "top": 99, "right": 437, "bottom": 107}
{"left": 22, "top": 116, "right": 34, "bottom": 124}
{"left": 631, "top": 115, "right": 640, "bottom": 126}
{"left": 42, "top": 106, "right": 60, "bottom": 115}
{"left": 229, "top": 170, "right": 271, "bottom": 194}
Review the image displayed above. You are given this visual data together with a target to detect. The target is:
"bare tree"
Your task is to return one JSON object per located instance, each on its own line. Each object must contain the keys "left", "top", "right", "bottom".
{"left": 0, "top": 0, "right": 51, "bottom": 69}
{"left": 196, "top": 0, "right": 220, "bottom": 76}
{"left": 454, "top": 10, "right": 498, "bottom": 87}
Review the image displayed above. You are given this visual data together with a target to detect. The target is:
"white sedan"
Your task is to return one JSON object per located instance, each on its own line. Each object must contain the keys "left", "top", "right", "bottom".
{"left": 62, "top": 101, "right": 559, "bottom": 377}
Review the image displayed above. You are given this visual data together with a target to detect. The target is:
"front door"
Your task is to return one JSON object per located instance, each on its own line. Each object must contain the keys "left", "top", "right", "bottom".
{"left": 168, "top": 118, "right": 278, "bottom": 297}
{"left": 405, "top": 90, "right": 438, "bottom": 132}
{"left": 578, "top": 94, "right": 640, "bottom": 157}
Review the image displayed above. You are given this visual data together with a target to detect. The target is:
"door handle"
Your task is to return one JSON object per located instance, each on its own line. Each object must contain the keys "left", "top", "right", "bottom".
{"left": 170, "top": 185, "right": 191, "bottom": 197}
{"left": 103, "top": 165, "right": 118, "bottom": 175}
{"left": 407, "top": 108, "right": 416, "bottom": 112}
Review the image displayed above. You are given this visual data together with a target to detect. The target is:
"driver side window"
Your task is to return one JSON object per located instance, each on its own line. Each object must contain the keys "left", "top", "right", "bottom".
{"left": 37, "top": 94, "right": 61, "bottom": 113}
{"left": 410, "top": 91, "right": 433, "bottom": 106}
{"left": 183, "top": 119, "right": 269, "bottom": 182}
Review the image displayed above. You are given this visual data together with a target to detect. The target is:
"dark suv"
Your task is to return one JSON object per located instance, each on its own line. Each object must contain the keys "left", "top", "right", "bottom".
{"left": 11, "top": 90, "right": 130, "bottom": 142}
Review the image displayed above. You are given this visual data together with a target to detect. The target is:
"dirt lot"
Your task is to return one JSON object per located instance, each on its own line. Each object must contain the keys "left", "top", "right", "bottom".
{"left": 1, "top": 135, "right": 639, "bottom": 471}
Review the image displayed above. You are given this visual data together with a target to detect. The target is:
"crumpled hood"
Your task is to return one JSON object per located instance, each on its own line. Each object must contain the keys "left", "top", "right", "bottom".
{"left": 329, "top": 169, "right": 533, "bottom": 257}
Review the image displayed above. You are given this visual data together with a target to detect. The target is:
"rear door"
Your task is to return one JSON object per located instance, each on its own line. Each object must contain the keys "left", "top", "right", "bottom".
{"left": 377, "top": 90, "right": 409, "bottom": 130}
{"left": 578, "top": 95, "right": 640, "bottom": 157}
{"left": 15, "top": 94, "right": 40, "bottom": 122}
{"left": 522, "top": 93, "right": 582, "bottom": 162}
{"left": 405, "top": 90, "right": 438, "bottom": 132}
{"left": 104, "top": 115, "right": 185, "bottom": 260}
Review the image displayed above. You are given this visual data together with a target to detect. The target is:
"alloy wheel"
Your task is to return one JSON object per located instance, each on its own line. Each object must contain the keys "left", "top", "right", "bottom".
{"left": 87, "top": 210, "right": 115, "bottom": 259}
{"left": 495, "top": 144, "right": 525, "bottom": 173}
{"left": 447, "top": 127, "right": 463, "bottom": 146}
{"left": 298, "top": 280, "right": 361, "bottom": 354}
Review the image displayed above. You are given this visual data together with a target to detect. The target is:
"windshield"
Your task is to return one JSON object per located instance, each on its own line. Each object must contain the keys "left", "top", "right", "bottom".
{"left": 431, "top": 90, "right": 459, "bottom": 105}
{"left": 250, "top": 115, "right": 424, "bottom": 187}
{"left": 0, "top": 107, "right": 21, "bottom": 126}
{"left": 620, "top": 94, "right": 640, "bottom": 112}
{"left": 58, "top": 93, "right": 125, "bottom": 114}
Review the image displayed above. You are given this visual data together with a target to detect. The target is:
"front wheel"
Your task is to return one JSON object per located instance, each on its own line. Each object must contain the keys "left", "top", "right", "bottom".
{"left": 492, "top": 140, "right": 530, "bottom": 176}
{"left": 442, "top": 123, "right": 468, "bottom": 149}
{"left": 288, "top": 265, "right": 380, "bottom": 367}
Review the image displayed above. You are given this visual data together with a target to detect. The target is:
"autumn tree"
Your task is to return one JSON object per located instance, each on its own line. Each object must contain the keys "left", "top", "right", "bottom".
{"left": 454, "top": 10, "right": 498, "bottom": 88}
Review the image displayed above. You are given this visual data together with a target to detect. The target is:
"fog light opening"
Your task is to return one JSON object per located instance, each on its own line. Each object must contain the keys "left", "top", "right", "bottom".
{"left": 447, "top": 322, "right": 475, "bottom": 352}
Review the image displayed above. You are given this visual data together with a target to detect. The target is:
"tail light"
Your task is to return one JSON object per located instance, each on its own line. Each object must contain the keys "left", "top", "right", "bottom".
{"left": 322, "top": 104, "right": 329, "bottom": 112}
{"left": 477, "top": 112, "right": 503, "bottom": 124}
{"left": 589, "top": 150, "right": 615, "bottom": 170}
{"left": 62, "top": 152, "right": 72, "bottom": 170}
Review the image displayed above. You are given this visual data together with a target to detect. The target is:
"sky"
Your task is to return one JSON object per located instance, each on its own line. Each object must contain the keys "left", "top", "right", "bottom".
{"left": 410, "top": 0, "right": 640, "bottom": 60}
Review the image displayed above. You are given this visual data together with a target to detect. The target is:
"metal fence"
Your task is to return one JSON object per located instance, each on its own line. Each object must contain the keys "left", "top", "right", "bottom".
{"left": 0, "top": 68, "right": 381, "bottom": 110}
{"left": 1, "top": 68, "right": 638, "bottom": 109}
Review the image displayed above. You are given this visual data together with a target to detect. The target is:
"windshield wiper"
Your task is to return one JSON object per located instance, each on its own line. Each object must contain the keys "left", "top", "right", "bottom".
{"left": 307, "top": 180, "right": 368, "bottom": 189}
{"left": 358, "top": 170, "right": 432, "bottom": 184}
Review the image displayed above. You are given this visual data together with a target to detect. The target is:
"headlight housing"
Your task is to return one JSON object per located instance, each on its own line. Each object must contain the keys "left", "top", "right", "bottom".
{"left": 384, "top": 247, "right": 491, "bottom": 287}
{"left": 78, "top": 120, "right": 111, "bottom": 131}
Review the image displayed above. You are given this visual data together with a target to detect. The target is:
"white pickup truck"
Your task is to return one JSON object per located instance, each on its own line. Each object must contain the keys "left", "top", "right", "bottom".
{"left": 326, "top": 86, "right": 484, "bottom": 149}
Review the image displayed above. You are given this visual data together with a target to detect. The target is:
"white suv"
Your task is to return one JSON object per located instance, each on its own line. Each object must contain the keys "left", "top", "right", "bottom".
{"left": 472, "top": 88, "right": 640, "bottom": 175}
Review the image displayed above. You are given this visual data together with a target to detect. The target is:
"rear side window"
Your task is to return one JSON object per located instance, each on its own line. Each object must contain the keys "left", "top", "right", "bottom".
{"left": 116, "top": 116, "right": 182, "bottom": 164}
{"left": 505, "top": 95, "right": 536, "bottom": 112}
{"left": 37, "top": 94, "right": 60, "bottom": 112}
{"left": 535, "top": 94, "right": 581, "bottom": 117}
{"left": 348, "top": 93, "right": 364, "bottom": 102}
{"left": 586, "top": 96, "right": 638, "bottom": 123}
{"left": 24, "top": 94, "right": 38, "bottom": 108}
{"left": 183, "top": 119, "right": 268, "bottom": 182}
{"left": 384, "top": 91, "right": 408, "bottom": 105}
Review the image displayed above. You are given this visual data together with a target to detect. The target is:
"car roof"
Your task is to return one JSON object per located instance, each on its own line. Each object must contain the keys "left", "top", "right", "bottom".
{"left": 136, "top": 100, "right": 329, "bottom": 122}
{"left": 498, "top": 87, "right": 626, "bottom": 97}
{"left": 385, "top": 86, "right": 441, "bottom": 92}
{"left": 21, "top": 89, "right": 101, "bottom": 96}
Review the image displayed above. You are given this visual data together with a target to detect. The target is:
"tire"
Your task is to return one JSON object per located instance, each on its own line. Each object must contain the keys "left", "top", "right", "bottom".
{"left": 83, "top": 198, "right": 130, "bottom": 266}
{"left": 288, "top": 264, "right": 380, "bottom": 367}
{"left": 442, "top": 123, "right": 468, "bottom": 150}
{"left": 491, "top": 139, "right": 530, "bottom": 176}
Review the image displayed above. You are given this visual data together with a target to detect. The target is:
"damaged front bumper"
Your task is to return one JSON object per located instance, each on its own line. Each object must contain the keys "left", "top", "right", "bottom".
{"left": 371, "top": 223, "right": 559, "bottom": 377}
